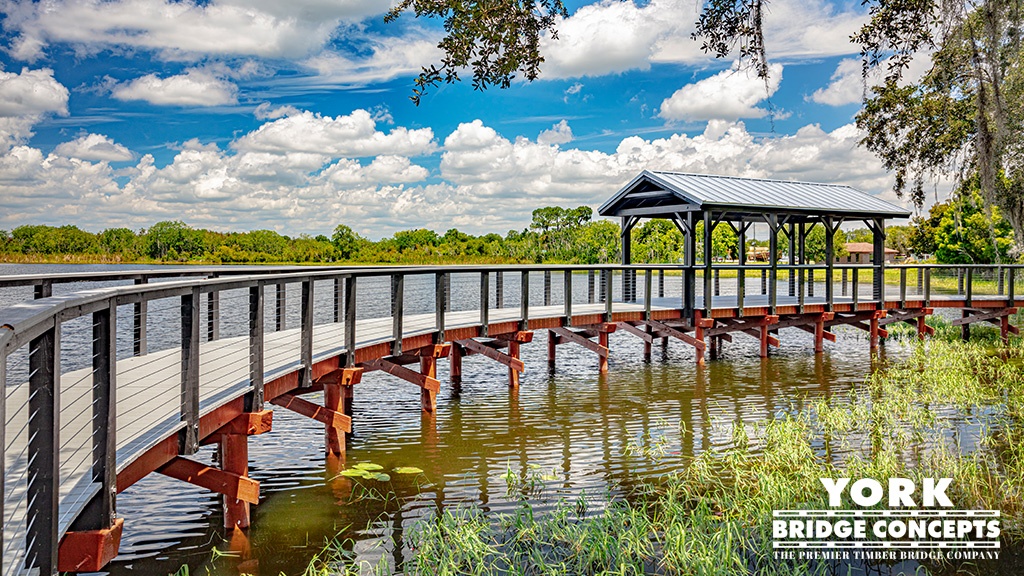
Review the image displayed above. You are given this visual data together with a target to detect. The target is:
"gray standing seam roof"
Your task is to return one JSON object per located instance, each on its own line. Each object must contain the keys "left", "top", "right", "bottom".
{"left": 599, "top": 170, "right": 911, "bottom": 219}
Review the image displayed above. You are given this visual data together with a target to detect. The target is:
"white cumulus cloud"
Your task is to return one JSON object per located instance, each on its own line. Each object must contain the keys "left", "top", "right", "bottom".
{"left": 54, "top": 133, "right": 134, "bottom": 162}
{"left": 537, "top": 120, "right": 574, "bottom": 145}
{"left": 233, "top": 109, "right": 436, "bottom": 158}
{"left": 112, "top": 69, "right": 238, "bottom": 106}
{"left": 659, "top": 62, "right": 783, "bottom": 122}
{"left": 1, "top": 0, "right": 383, "bottom": 62}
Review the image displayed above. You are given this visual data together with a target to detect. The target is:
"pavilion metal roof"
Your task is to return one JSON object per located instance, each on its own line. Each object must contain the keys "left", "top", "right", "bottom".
{"left": 598, "top": 170, "right": 911, "bottom": 222}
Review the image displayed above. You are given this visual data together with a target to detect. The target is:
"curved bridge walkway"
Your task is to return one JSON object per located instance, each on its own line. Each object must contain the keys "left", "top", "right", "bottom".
{"left": 0, "top": 263, "right": 1019, "bottom": 575}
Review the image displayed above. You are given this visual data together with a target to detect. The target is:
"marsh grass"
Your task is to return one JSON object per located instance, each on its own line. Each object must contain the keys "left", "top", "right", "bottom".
{"left": 307, "top": 336, "right": 1024, "bottom": 575}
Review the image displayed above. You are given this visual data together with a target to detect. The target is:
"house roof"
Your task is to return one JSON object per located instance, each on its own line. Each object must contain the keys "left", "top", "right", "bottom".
{"left": 598, "top": 170, "right": 912, "bottom": 223}
{"left": 845, "top": 242, "right": 898, "bottom": 254}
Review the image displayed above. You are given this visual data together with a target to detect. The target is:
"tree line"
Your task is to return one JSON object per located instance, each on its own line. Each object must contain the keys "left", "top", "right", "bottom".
{"left": 0, "top": 193, "right": 1015, "bottom": 265}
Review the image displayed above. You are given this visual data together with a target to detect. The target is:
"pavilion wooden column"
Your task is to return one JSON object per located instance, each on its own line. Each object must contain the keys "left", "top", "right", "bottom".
{"left": 620, "top": 216, "right": 639, "bottom": 302}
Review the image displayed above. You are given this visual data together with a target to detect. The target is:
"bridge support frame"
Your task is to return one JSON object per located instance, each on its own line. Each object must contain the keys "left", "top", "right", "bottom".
{"left": 453, "top": 331, "right": 533, "bottom": 388}
{"left": 547, "top": 323, "right": 616, "bottom": 374}
{"left": 361, "top": 344, "right": 449, "bottom": 413}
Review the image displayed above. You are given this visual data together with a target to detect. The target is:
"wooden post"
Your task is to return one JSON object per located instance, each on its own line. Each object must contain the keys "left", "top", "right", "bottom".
{"left": 509, "top": 340, "right": 522, "bottom": 387}
{"left": 870, "top": 313, "right": 880, "bottom": 350}
{"left": 759, "top": 322, "right": 769, "bottom": 358}
{"left": 597, "top": 330, "right": 610, "bottom": 373}
{"left": 694, "top": 311, "right": 706, "bottom": 365}
{"left": 220, "top": 433, "right": 250, "bottom": 528}
{"left": 1001, "top": 314, "right": 1010, "bottom": 344}
{"left": 917, "top": 314, "right": 928, "bottom": 341}
{"left": 814, "top": 314, "right": 825, "bottom": 354}
{"left": 450, "top": 343, "right": 463, "bottom": 385}
{"left": 643, "top": 324, "right": 652, "bottom": 362}
{"left": 547, "top": 329, "right": 557, "bottom": 369}
{"left": 420, "top": 356, "right": 437, "bottom": 411}
{"left": 737, "top": 222, "right": 747, "bottom": 315}
{"left": 962, "top": 310, "right": 971, "bottom": 341}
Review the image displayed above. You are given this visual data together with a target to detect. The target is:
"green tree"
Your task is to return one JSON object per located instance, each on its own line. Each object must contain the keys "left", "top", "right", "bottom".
{"left": 802, "top": 225, "right": 848, "bottom": 263}
{"left": 99, "top": 228, "right": 138, "bottom": 256}
{"left": 385, "top": 0, "right": 568, "bottom": 105}
{"left": 693, "top": 0, "right": 1024, "bottom": 245}
{"left": 144, "top": 221, "right": 205, "bottom": 259}
{"left": 934, "top": 188, "right": 1014, "bottom": 264}
{"left": 632, "top": 219, "right": 683, "bottom": 263}
{"left": 331, "top": 225, "right": 366, "bottom": 260}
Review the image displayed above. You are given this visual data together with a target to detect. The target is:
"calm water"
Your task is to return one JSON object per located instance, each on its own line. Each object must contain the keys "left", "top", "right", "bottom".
{"left": 0, "top": 264, "right": 1005, "bottom": 575}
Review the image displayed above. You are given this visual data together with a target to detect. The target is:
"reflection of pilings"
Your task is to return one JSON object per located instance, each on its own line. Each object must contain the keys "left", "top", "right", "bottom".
{"left": 695, "top": 366, "right": 711, "bottom": 453}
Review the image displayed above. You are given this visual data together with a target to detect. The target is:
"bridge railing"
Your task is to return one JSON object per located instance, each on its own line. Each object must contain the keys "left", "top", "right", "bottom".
{"left": 0, "top": 263, "right": 692, "bottom": 576}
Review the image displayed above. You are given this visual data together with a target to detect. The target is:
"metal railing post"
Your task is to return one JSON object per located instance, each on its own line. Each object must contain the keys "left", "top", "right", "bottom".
{"left": 924, "top": 268, "right": 931, "bottom": 306}
{"left": 300, "top": 279, "right": 313, "bottom": 388}
{"left": 27, "top": 321, "right": 59, "bottom": 575}
{"left": 520, "top": 271, "right": 530, "bottom": 330}
{"left": 435, "top": 272, "right": 446, "bottom": 342}
{"left": 899, "top": 268, "right": 907, "bottom": 307}
{"left": 480, "top": 271, "right": 490, "bottom": 337}
{"left": 344, "top": 277, "right": 357, "bottom": 366}
{"left": 852, "top": 269, "right": 860, "bottom": 305}
{"left": 391, "top": 274, "right": 404, "bottom": 355}
{"left": 134, "top": 277, "right": 148, "bottom": 356}
{"left": 84, "top": 302, "right": 117, "bottom": 532}
{"left": 1009, "top": 268, "right": 1016, "bottom": 303}
{"left": 966, "top": 267, "right": 973, "bottom": 303}
{"left": 644, "top": 269, "right": 653, "bottom": 321}
{"left": 180, "top": 288, "right": 200, "bottom": 455}
{"left": 564, "top": 270, "right": 573, "bottom": 326}
{"left": 249, "top": 284, "right": 265, "bottom": 410}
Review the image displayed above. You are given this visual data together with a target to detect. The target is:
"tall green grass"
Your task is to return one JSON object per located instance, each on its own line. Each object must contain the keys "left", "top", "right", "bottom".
{"left": 307, "top": 336, "right": 1024, "bottom": 575}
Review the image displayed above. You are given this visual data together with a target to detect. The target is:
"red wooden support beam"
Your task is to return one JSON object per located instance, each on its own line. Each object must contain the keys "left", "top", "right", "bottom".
{"left": 494, "top": 330, "right": 534, "bottom": 343}
{"left": 211, "top": 410, "right": 273, "bottom": 437}
{"left": 450, "top": 342, "right": 463, "bottom": 384}
{"left": 361, "top": 358, "right": 441, "bottom": 392}
{"left": 617, "top": 321, "right": 654, "bottom": 343}
{"left": 323, "top": 383, "right": 345, "bottom": 455}
{"left": 647, "top": 319, "right": 707, "bottom": 352}
{"left": 597, "top": 330, "right": 610, "bottom": 373}
{"left": 271, "top": 393, "right": 352, "bottom": 432}
{"left": 548, "top": 329, "right": 558, "bottom": 367}
{"left": 459, "top": 338, "right": 526, "bottom": 372}
{"left": 58, "top": 518, "right": 124, "bottom": 573}
{"left": 159, "top": 457, "right": 260, "bottom": 504}
{"left": 550, "top": 326, "right": 607, "bottom": 356}
{"left": 420, "top": 355, "right": 438, "bottom": 411}
{"left": 220, "top": 433, "right": 251, "bottom": 528}
{"left": 509, "top": 340, "right": 523, "bottom": 386}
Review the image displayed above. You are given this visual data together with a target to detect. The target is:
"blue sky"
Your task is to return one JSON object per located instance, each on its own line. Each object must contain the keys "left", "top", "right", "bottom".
{"left": 0, "top": 0, "right": 917, "bottom": 239}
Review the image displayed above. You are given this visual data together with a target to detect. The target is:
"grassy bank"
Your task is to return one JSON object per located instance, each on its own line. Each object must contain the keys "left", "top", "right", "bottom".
{"left": 302, "top": 331, "right": 1024, "bottom": 576}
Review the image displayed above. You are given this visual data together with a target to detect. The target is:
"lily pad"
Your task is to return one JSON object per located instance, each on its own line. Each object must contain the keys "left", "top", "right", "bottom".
{"left": 372, "top": 473, "right": 391, "bottom": 482}
{"left": 354, "top": 463, "right": 384, "bottom": 471}
{"left": 340, "top": 469, "right": 370, "bottom": 478}
{"left": 393, "top": 467, "right": 424, "bottom": 475}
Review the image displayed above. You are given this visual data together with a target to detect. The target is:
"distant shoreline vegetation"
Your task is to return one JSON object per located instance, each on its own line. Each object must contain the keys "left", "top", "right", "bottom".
{"left": 0, "top": 192, "right": 1016, "bottom": 267}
